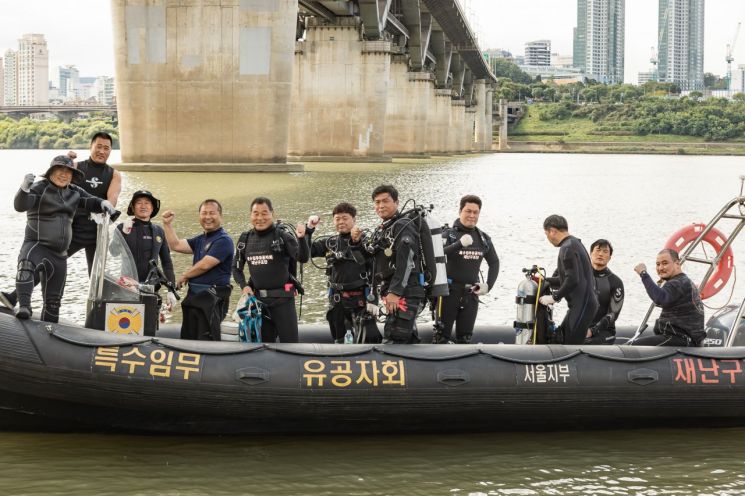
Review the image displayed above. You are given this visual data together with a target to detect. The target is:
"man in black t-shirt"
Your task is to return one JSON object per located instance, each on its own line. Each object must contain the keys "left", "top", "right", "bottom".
{"left": 68, "top": 132, "right": 122, "bottom": 274}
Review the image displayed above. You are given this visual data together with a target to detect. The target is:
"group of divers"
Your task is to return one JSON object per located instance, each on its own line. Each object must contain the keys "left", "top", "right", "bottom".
{"left": 0, "top": 132, "right": 706, "bottom": 347}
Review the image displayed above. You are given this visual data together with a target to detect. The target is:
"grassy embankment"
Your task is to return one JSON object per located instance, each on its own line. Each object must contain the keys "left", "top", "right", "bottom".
{"left": 503, "top": 105, "right": 745, "bottom": 155}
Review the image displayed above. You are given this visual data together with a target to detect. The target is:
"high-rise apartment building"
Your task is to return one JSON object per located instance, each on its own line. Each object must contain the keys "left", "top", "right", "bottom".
{"left": 3, "top": 50, "right": 18, "bottom": 105}
{"left": 657, "top": 0, "right": 705, "bottom": 91}
{"left": 17, "top": 34, "right": 49, "bottom": 105}
{"left": 573, "top": 0, "right": 625, "bottom": 84}
{"left": 54, "top": 65, "right": 80, "bottom": 100}
{"left": 0, "top": 57, "right": 4, "bottom": 106}
{"left": 525, "top": 40, "right": 551, "bottom": 66}
{"left": 95, "top": 76, "right": 115, "bottom": 105}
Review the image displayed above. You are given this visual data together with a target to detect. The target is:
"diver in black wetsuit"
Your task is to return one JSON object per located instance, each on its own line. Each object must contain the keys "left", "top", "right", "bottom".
{"left": 8, "top": 156, "right": 117, "bottom": 322}
{"left": 586, "top": 239, "right": 624, "bottom": 345}
{"left": 540, "top": 215, "right": 599, "bottom": 345}
{"left": 67, "top": 132, "right": 122, "bottom": 274}
{"left": 354, "top": 185, "right": 425, "bottom": 344}
{"left": 437, "top": 195, "right": 499, "bottom": 344}
{"left": 299, "top": 202, "right": 381, "bottom": 343}
{"left": 233, "top": 197, "right": 309, "bottom": 343}
{"left": 118, "top": 190, "right": 177, "bottom": 318}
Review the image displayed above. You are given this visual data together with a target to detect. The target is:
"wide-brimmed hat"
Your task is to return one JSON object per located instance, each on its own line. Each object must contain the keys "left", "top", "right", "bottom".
{"left": 42, "top": 155, "right": 84, "bottom": 181}
{"left": 127, "top": 190, "right": 161, "bottom": 217}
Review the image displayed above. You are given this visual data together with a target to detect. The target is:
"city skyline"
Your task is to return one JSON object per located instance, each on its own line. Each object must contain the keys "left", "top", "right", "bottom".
{"left": 1, "top": 0, "right": 744, "bottom": 85}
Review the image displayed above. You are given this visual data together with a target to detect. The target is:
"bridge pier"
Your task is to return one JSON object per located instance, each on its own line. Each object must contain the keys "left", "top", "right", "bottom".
{"left": 111, "top": 0, "right": 301, "bottom": 171}
{"left": 383, "top": 59, "right": 432, "bottom": 157}
{"left": 288, "top": 18, "right": 391, "bottom": 162}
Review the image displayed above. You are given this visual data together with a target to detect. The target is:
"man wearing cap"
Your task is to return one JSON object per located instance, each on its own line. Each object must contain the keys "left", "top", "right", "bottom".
{"left": 2, "top": 156, "right": 117, "bottom": 322}
{"left": 117, "top": 190, "right": 177, "bottom": 315}
{"left": 67, "top": 132, "right": 122, "bottom": 274}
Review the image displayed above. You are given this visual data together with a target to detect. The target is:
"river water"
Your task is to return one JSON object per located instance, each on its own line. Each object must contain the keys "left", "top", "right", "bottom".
{"left": 1, "top": 150, "right": 745, "bottom": 494}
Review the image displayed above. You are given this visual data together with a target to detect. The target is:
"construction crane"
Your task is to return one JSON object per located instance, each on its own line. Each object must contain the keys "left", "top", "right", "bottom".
{"left": 650, "top": 46, "right": 658, "bottom": 81}
{"left": 726, "top": 22, "right": 742, "bottom": 93}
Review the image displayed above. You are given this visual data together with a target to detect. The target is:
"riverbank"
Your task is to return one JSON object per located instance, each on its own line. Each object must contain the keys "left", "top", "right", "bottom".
{"left": 498, "top": 139, "right": 745, "bottom": 155}
{"left": 499, "top": 101, "right": 745, "bottom": 155}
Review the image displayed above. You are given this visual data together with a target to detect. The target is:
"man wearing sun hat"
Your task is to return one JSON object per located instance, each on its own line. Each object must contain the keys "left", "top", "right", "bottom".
{"left": 3, "top": 155, "right": 118, "bottom": 322}
{"left": 117, "top": 190, "right": 177, "bottom": 317}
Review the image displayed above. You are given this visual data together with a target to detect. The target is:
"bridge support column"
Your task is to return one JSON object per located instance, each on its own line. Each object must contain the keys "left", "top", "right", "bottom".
{"left": 111, "top": 0, "right": 300, "bottom": 171}
{"left": 464, "top": 107, "right": 476, "bottom": 151}
{"left": 449, "top": 100, "right": 466, "bottom": 152}
{"left": 498, "top": 99, "right": 509, "bottom": 151}
{"left": 473, "top": 79, "right": 487, "bottom": 151}
{"left": 288, "top": 17, "right": 391, "bottom": 161}
{"left": 383, "top": 59, "right": 432, "bottom": 157}
{"left": 428, "top": 89, "right": 451, "bottom": 154}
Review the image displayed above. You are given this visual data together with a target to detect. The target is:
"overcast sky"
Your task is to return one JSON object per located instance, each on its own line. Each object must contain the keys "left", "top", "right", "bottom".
{"left": 1, "top": 0, "right": 744, "bottom": 84}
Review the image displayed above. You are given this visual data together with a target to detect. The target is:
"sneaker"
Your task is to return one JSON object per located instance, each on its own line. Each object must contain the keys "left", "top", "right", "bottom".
{"left": 15, "top": 306, "right": 31, "bottom": 320}
{"left": 0, "top": 291, "right": 16, "bottom": 310}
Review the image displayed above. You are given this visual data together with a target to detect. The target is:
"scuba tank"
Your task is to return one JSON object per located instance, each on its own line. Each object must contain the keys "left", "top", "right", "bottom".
{"left": 514, "top": 267, "right": 539, "bottom": 345}
{"left": 418, "top": 207, "right": 449, "bottom": 298}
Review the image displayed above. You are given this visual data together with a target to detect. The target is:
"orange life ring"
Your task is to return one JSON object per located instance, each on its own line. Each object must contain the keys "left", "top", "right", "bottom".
{"left": 664, "top": 223, "right": 734, "bottom": 300}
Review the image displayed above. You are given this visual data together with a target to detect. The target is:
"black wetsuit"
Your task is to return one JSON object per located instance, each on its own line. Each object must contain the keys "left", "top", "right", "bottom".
{"left": 14, "top": 180, "right": 105, "bottom": 322}
{"left": 303, "top": 227, "right": 381, "bottom": 343}
{"left": 440, "top": 220, "right": 499, "bottom": 343}
{"left": 358, "top": 212, "right": 424, "bottom": 344}
{"left": 233, "top": 223, "right": 309, "bottom": 343}
{"left": 117, "top": 220, "right": 175, "bottom": 286}
{"left": 585, "top": 267, "right": 624, "bottom": 345}
{"left": 546, "top": 235, "right": 599, "bottom": 345}
{"left": 68, "top": 159, "right": 115, "bottom": 273}
{"left": 634, "top": 272, "right": 705, "bottom": 347}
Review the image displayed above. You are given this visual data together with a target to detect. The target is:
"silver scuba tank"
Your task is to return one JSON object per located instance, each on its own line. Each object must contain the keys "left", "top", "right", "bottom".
{"left": 420, "top": 208, "right": 449, "bottom": 298}
{"left": 514, "top": 272, "right": 538, "bottom": 345}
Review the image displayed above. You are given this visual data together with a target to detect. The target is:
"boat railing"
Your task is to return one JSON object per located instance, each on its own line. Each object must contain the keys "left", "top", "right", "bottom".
{"left": 628, "top": 179, "right": 745, "bottom": 345}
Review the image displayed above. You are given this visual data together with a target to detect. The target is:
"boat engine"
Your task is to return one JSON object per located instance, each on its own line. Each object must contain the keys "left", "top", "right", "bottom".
{"left": 702, "top": 305, "right": 745, "bottom": 347}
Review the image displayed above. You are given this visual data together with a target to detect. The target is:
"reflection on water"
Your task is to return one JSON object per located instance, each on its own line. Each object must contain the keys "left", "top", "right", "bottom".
{"left": 3, "top": 151, "right": 745, "bottom": 494}
{"left": 1, "top": 428, "right": 745, "bottom": 495}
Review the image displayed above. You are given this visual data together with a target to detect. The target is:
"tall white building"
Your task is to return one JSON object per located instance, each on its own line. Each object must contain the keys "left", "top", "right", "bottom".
{"left": 658, "top": 0, "right": 705, "bottom": 91}
{"left": 54, "top": 65, "right": 80, "bottom": 100}
{"left": 0, "top": 57, "right": 4, "bottom": 106}
{"left": 17, "top": 34, "right": 49, "bottom": 105}
{"left": 525, "top": 40, "right": 551, "bottom": 66}
{"left": 95, "top": 76, "right": 115, "bottom": 105}
{"left": 3, "top": 50, "right": 17, "bottom": 105}
{"left": 573, "top": 0, "right": 625, "bottom": 84}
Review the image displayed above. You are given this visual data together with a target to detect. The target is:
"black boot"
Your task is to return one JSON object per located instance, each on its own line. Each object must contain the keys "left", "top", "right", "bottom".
{"left": 15, "top": 306, "right": 31, "bottom": 320}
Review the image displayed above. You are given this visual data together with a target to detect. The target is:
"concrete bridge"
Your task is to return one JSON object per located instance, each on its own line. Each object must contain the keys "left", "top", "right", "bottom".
{"left": 0, "top": 105, "right": 117, "bottom": 121}
{"left": 112, "top": 0, "right": 496, "bottom": 171}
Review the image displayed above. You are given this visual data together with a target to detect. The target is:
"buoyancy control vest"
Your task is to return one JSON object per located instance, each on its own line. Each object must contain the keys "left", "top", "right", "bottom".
{"left": 363, "top": 205, "right": 448, "bottom": 298}
{"left": 234, "top": 222, "right": 300, "bottom": 291}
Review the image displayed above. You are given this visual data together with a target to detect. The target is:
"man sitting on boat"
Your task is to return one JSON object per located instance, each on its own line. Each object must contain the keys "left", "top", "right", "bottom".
{"left": 633, "top": 249, "right": 705, "bottom": 346}
{"left": 540, "top": 215, "right": 599, "bottom": 345}
{"left": 585, "top": 239, "right": 624, "bottom": 344}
